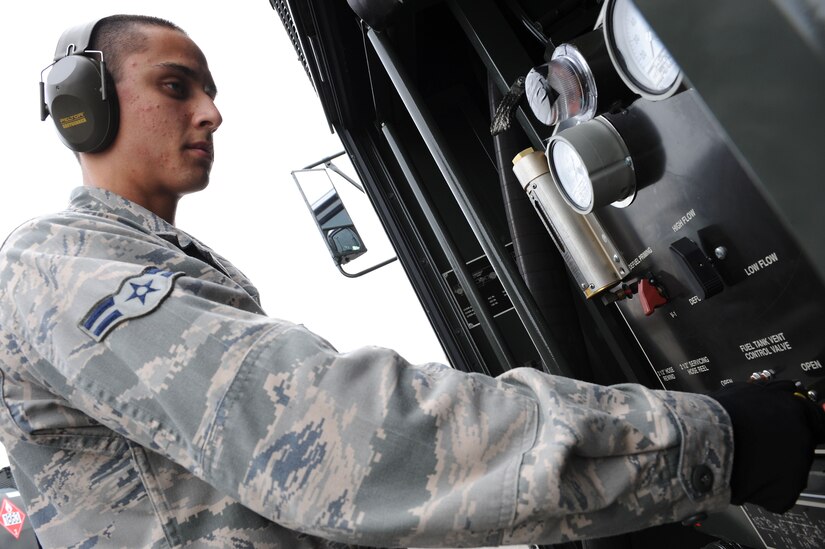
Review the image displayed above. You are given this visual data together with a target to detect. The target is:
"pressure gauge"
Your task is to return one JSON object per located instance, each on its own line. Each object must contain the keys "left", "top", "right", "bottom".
{"left": 550, "top": 141, "right": 593, "bottom": 211}
{"left": 525, "top": 30, "right": 641, "bottom": 128}
{"left": 546, "top": 116, "right": 636, "bottom": 214}
{"left": 525, "top": 44, "right": 597, "bottom": 127}
{"left": 602, "top": 0, "right": 682, "bottom": 100}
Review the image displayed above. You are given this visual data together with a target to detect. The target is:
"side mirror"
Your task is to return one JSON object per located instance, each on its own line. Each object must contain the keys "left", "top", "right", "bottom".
{"left": 293, "top": 155, "right": 397, "bottom": 277}
{"left": 309, "top": 184, "right": 368, "bottom": 265}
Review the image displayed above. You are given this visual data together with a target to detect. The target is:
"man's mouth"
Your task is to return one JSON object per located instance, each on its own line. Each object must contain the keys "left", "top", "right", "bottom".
{"left": 186, "top": 141, "right": 214, "bottom": 160}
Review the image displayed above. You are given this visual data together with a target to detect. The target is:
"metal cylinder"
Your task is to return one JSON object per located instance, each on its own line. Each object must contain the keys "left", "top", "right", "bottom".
{"left": 513, "top": 148, "right": 628, "bottom": 298}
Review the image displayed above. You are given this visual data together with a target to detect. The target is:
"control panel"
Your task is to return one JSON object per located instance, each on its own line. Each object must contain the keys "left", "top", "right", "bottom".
{"left": 510, "top": 0, "right": 825, "bottom": 409}
{"left": 597, "top": 90, "right": 825, "bottom": 398}
{"left": 510, "top": 2, "right": 825, "bottom": 546}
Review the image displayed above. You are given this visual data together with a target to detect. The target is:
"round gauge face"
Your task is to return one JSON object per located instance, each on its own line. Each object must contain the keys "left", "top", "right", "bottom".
{"left": 550, "top": 140, "right": 592, "bottom": 211}
{"left": 607, "top": 0, "right": 681, "bottom": 96}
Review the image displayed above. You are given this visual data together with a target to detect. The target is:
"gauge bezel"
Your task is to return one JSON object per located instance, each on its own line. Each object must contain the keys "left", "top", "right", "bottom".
{"left": 546, "top": 116, "right": 637, "bottom": 214}
{"left": 550, "top": 43, "right": 599, "bottom": 123}
{"left": 601, "top": 0, "right": 683, "bottom": 101}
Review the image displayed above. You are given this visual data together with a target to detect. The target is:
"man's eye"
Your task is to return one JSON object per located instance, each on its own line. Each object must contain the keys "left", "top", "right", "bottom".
{"left": 164, "top": 81, "right": 186, "bottom": 95}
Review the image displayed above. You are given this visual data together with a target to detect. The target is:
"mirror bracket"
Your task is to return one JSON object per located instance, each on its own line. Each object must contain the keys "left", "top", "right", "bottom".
{"left": 336, "top": 256, "right": 399, "bottom": 278}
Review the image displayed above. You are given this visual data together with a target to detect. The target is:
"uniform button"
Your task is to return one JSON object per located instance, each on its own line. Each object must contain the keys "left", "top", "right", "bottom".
{"left": 692, "top": 465, "right": 714, "bottom": 494}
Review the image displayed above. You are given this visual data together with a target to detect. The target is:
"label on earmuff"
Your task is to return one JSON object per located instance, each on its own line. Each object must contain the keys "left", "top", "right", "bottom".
{"left": 59, "top": 112, "right": 87, "bottom": 129}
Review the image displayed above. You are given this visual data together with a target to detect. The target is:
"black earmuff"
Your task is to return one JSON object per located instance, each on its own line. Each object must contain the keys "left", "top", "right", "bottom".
{"left": 40, "top": 19, "right": 119, "bottom": 153}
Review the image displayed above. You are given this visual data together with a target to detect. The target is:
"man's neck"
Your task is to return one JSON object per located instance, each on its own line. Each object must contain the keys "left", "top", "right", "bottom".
{"left": 81, "top": 174, "right": 179, "bottom": 225}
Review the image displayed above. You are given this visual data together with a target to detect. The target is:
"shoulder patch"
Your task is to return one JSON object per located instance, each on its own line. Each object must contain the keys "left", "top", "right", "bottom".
{"left": 80, "top": 267, "right": 183, "bottom": 341}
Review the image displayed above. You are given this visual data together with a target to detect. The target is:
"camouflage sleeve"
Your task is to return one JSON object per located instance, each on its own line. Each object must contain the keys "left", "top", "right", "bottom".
{"left": 1, "top": 216, "right": 733, "bottom": 547}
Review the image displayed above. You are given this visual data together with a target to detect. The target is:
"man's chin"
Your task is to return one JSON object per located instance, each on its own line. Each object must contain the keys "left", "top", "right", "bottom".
{"left": 179, "top": 175, "right": 211, "bottom": 195}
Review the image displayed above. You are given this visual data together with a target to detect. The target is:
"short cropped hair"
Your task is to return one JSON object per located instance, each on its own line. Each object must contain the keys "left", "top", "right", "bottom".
{"left": 90, "top": 14, "right": 185, "bottom": 82}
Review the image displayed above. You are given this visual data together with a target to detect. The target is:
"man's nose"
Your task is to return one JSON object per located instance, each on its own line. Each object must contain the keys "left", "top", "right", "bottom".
{"left": 195, "top": 96, "right": 222, "bottom": 131}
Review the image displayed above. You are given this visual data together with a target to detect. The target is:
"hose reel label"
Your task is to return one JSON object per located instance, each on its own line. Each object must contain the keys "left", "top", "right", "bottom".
{"left": 677, "top": 355, "right": 711, "bottom": 376}
{"left": 657, "top": 356, "right": 711, "bottom": 382}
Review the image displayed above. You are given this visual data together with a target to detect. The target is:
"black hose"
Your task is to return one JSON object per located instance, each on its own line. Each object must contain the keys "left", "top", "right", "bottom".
{"left": 487, "top": 75, "right": 593, "bottom": 380}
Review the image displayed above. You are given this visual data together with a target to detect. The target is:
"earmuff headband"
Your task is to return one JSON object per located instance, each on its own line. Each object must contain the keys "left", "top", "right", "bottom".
{"left": 53, "top": 20, "right": 100, "bottom": 61}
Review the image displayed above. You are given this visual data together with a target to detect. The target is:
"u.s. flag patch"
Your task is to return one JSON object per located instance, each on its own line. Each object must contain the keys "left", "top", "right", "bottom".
{"left": 80, "top": 267, "right": 183, "bottom": 341}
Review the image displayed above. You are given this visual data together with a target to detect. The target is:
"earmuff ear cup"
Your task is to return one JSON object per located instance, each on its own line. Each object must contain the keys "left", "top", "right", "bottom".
{"left": 45, "top": 55, "right": 119, "bottom": 153}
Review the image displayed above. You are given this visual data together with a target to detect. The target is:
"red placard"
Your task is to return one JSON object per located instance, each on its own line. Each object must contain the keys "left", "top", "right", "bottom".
{"left": 1, "top": 497, "right": 26, "bottom": 540}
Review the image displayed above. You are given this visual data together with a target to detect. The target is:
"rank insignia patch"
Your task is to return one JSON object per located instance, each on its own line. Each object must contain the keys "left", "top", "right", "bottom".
{"left": 80, "top": 267, "right": 183, "bottom": 341}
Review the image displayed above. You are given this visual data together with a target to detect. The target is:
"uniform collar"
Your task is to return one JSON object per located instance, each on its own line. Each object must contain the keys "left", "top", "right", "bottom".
{"left": 68, "top": 186, "right": 214, "bottom": 268}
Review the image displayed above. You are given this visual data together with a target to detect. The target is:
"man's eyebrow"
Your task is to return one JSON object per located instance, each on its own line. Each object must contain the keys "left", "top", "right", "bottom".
{"left": 154, "top": 62, "right": 218, "bottom": 97}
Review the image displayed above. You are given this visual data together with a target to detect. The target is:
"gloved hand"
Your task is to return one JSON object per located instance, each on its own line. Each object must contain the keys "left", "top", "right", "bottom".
{"left": 710, "top": 380, "right": 825, "bottom": 513}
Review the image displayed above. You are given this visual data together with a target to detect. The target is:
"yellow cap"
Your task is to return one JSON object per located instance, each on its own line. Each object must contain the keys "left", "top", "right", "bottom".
{"left": 512, "top": 147, "right": 536, "bottom": 165}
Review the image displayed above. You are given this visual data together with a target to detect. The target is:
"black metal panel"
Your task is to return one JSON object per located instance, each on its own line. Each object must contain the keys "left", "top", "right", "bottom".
{"left": 592, "top": 89, "right": 825, "bottom": 548}
{"left": 369, "top": 27, "right": 575, "bottom": 377}
{"left": 634, "top": 0, "right": 825, "bottom": 283}
{"left": 449, "top": 0, "right": 549, "bottom": 149}
{"left": 596, "top": 90, "right": 825, "bottom": 397}
{"left": 381, "top": 121, "right": 507, "bottom": 374}
{"left": 337, "top": 126, "right": 489, "bottom": 373}
{"left": 283, "top": 0, "right": 375, "bottom": 130}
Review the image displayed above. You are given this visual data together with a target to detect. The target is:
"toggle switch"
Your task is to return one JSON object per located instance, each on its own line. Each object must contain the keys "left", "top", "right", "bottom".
{"left": 670, "top": 237, "right": 724, "bottom": 298}
{"left": 638, "top": 277, "right": 668, "bottom": 315}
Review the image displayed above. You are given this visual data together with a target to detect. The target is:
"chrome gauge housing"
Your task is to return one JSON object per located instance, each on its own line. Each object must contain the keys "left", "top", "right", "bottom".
{"left": 602, "top": 0, "right": 683, "bottom": 100}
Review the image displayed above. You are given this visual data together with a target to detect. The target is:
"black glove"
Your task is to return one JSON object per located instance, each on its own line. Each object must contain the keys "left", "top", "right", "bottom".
{"left": 710, "top": 380, "right": 825, "bottom": 513}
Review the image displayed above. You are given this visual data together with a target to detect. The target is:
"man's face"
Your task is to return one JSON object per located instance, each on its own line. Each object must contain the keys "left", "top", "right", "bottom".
{"left": 101, "top": 26, "right": 222, "bottom": 199}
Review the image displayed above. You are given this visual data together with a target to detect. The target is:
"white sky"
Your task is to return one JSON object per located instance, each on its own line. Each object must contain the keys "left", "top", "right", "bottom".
{"left": 0, "top": 3, "right": 448, "bottom": 465}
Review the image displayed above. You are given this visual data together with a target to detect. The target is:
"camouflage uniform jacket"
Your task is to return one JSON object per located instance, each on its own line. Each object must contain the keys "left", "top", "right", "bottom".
{"left": 0, "top": 187, "right": 734, "bottom": 548}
